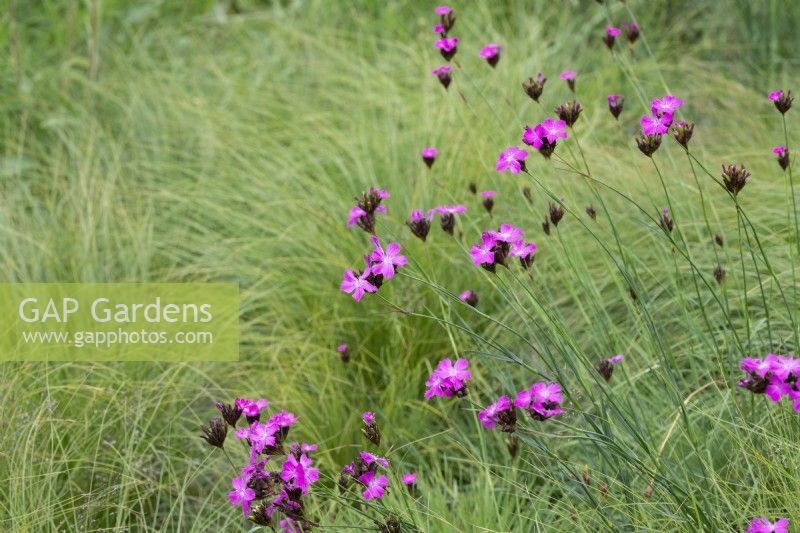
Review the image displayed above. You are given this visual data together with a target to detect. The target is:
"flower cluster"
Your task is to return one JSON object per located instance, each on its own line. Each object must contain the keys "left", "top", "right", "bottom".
{"left": 738, "top": 354, "right": 800, "bottom": 411}
{"left": 746, "top": 517, "right": 789, "bottom": 533}
{"left": 479, "top": 382, "right": 565, "bottom": 431}
{"left": 636, "top": 95, "right": 684, "bottom": 157}
{"left": 347, "top": 187, "right": 389, "bottom": 234}
{"left": 339, "top": 451, "right": 391, "bottom": 500}
{"left": 424, "top": 358, "right": 472, "bottom": 399}
{"left": 204, "top": 397, "right": 319, "bottom": 530}
{"left": 523, "top": 118, "right": 568, "bottom": 158}
{"left": 340, "top": 235, "right": 407, "bottom": 301}
{"left": 433, "top": 6, "right": 458, "bottom": 61}
{"left": 469, "top": 223, "right": 537, "bottom": 272}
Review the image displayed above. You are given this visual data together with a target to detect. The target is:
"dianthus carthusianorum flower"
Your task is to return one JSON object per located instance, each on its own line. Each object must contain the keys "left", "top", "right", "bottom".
{"left": 603, "top": 26, "right": 621, "bottom": 49}
{"left": 340, "top": 268, "right": 378, "bottom": 302}
{"left": 773, "top": 145, "right": 790, "bottom": 170}
{"left": 369, "top": 235, "right": 408, "bottom": 279}
{"left": 554, "top": 100, "right": 583, "bottom": 127}
{"left": 431, "top": 65, "right": 452, "bottom": 89}
{"left": 228, "top": 476, "right": 256, "bottom": 517}
{"left": 496, "top": 146, "right": 529, "bottom": 174}
{"left": 671, "top": 120, "right": 694, "bottom": 148}
{"left": 434, "top": 204, "right": 466, "bottom": 235}
{"left": 746, "top": 517, "right": 790, "bottom": 533}
{"left": 559, "top": 70, "right": 576, "bottom": 92}
{"left": 515, "top": 382, "right": 565, "bottom": 420}
{"left": 624, "top": 21, "right": 640, "bottom": 43}
{"left": 424, "top": 358, "right": 471, "bottom": 399}
{"left": 407, "top": 209, "right": 432, "bottom": 241}
{"left": 738, "top": 354, "right": 800, "bottom": 412}
{"left": 768, "top": 90, "right": 793, "bottom": 114}
{"left": 435, "top": 36, "right": 459, "bottom": 61}
{"left": 358, "top": 471, "right": 390, "bottom": 500}
{"left": 478, "top": 395, "right": 517, "bottom": 432}
{"left": 607, "top": 94, "right": 624, "bottom": 119}
{"left": 347, "top": 187, "right": 389, "bottom": 234}
{"left": 361, "top": 411, "right": 381, "bottom": 446}
{"left": 522, "top": 72, "right": 547, "bottom": 102}
{"left": 651, "top": 95, "right": 684, "bottom": 117}
{"left": 479, "top": 43, "right": 502, "bottom": 67}
{"left": 458, "top": 290, "right": 479, "bottom": 307}
{"left": 596, "top": 354, "right": 624, "bottom": 382}
{"left": 721, "top": 163, "right": 750, "bottom": 196}
{"left": 523, "top": 118, "right": 567, "bottom": 158}
{"left": 421, "top": 146, "right": 438, "bottom": 167}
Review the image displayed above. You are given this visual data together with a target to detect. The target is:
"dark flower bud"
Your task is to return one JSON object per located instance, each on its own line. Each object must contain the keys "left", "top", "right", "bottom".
{"left": 596, "top": 360, "right": 614, "bottom": 382}
{"left": 361, "top": 413, "right": 381, "bottom": 447}
{"left": 636, "top": 134, "right": 662, "bottom": 157}
{"left": 607, "top": 94, "right": 624, "bottom": 119}
{"left": 439, "top": 8, "right": 456, "bottom": 33}
{"left": 715, "top": 234, "right": 724, "bottom": 247}
{"left": 337, "top": 344, "right": 351, "bottom": 363}
{"left": 713, "top": 265, "right": 725, "bottom": 284}
{"left": 721, "top": 163, "right": 750, "bottom": 196}
{"left": 549, "top": 201, "right": 565, "bottom": 226}
{"left": 629, "top": 287, "right": 637, "bottom": 300}
{"left": 519, "top": 251, "right": 535, "bottom": 270}
{"left": 497, "top": 408, "right": 517, "bottom": 433}
{"left": 603, "top": 26, "right": 621, "bottom": 50}
{"left": 378, "top": 516, "right": 402, "bottom": 533}
{"left": 338, "top": 473, "right": 350, "bottom": 493}
{"left": 624, "top": 22, "right": 640, "bottom": 44}
{"left": 522, "top": 72, "right": 547, "bottom": 102}
{"left": 469, "top": 182, "right": 477, "bottom": 194}
{"left": 459, "top": 290, "right": 479, "bottom": 307}
{"left": 659, "top": 208, "right": 674, "bottom": 233}
{"left": 215, "top": 401, "right": 243, "bottom": 427}
{"left": 522, "top": 187, "right": 533, "bottom": 204}
{"left": 737, "top": 375, "right": 769, "bottom": 394}
{"left": 482, "top": 196, "right": 495, "bottom": 215}
{"left": 431, "top": 65, "right": 452, "bottom": 90}
{"left": 200, "top": 417, "right": 227, "bottom": 449}
{"left": 671, "top": 121, "right": 694, "bottom": 148}
{"left": 406, "top": 211, "right": 431, "bottom": 242}
{"left": 542, "top": 217, "right": 551, "bottom": 235}
{"left": 247, "top": 503, "right": 273, "bottom": 527}
{"left": 586, "top": 204, "right": 597, "bottom": 220}
{"left": 554, "top": 100, "right": 583, "bottom": 127}
{"left": 440, "top": 213, "right": 456, "bottom": 235}
{"left": 774, "top": 146, "right": 790, "bottom": 171}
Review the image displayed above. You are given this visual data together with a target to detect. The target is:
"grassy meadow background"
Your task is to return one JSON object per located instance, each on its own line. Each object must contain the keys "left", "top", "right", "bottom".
{"left": 1, "top": 0, "right": 799, "bottom": 531}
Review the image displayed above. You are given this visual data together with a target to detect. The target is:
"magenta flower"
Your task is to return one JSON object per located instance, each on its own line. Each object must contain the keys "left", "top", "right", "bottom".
{"left": 360, "top": 450, "right": 390, "bottom": 468}
{"left": 238, "top": 398, "right": 269, "bottom": 420}
{"left": 765, "top": 376, "right": 792, "bottom": 403}
{"left": 478, "top": 395, "right": 516, "bottom": 431}
{"left": 490, "top": 223, "right": 524, "bottom": 243}
{"left": 470, "top": 232, "right": 496, "bottom": 265}
{"left": 236, "top": 420, "right": 279, "bottom": 453}
{"left": 774, "top": 146, "right": 787, "bottom": 155}
{"left": 510, "top": 241, "right": 537, "bottom": 259}
{"left": 433, "top": 24, "right": 444, "bottom": 33}
{"left": 480, "top": 190, "right": 497, "bottom": 199}
{"left": 435, "top": 5, "right": 452, "bottom": 15}
{"left": 640, "top": 113, "right": 672, "bottom": 135}
{"left": 424, "top": 358, "right": 471, "bottom": 399}
{"left": 740, "top": 355, "right": 775, "bottom": 378}
{"left": 435, "top": 204, "right": 466, "bottom": 215}
{"left": 650, "top": 95, "right": 684, "bottom": 117}
{"left": 608, "top": 94, "right": 625, "bottom": 119}
{"left": 269, "top": 410, "right": 298, "bottom": 429}
{"left": 603, "top": 27, "right": 621, "bottom": 49}
{"left": 769, "top": 354, "right": 800, "bottom": 380}
{"left": 421, "top": 146, "right": 438, "bottom": 168}
{"left": 606, "top": 26, "right": 621, "bottom": 36}
{"left": 358, "top": 471, "right": 389, "bottom": 500}
{"left": 608, "top": 354, "right": 624, "bottom": 364}
{"left": 560, "top": 70, "right": 576, "bottom": 92}
{"left": 369, "top": 236, "right": 407, "bottom": 279}
{"left": 402, "top": 473, "right": 417, "bottom": 485}
{"left": 228, "top": 476, "right": 256, "bottom": 517}
{"left": 538, "top": 118, "right": 568, "bottom": 143}
{"left": 280, "top": 453, "right": 319, "bottom": 495}
{"left": 435, "top": 36, "right": 459, "bottom": 61}
{"left": 340, "top": 269, "right": 378, "bottom": 302}
{"left": 431, "top": 64, "right": 453, "bottom": 89}
{"left": 347, "top": 205, "right": 368, "bottom": 227}
{"left": 768, "top": 91, "right": 784, "bottom": 101}
{"left": 496, "top": 146, "right": 529, "bottom": 174}
{"left": 522, "top": 125, "right": 543, "bottom": 149}
{"left": 597, "top": 354, "right": 624, "bottom": 381}
{"left": 362, "top": 411, "right": 375, "bottom": 425}
{"left": 337, "top": 344, "right": 347, "bottom": 352}
{"left": 746, "top": 517, "right": 789, "bottom": 533}
{"left": 479, "top": 43, "right": 502, "bottom": 67}
{"left": 515, "top": 382, "right": 564, "bottom": 420}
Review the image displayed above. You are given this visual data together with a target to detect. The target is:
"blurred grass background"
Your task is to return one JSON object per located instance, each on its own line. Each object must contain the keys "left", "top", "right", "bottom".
{"left": 1, "top": 0, "right": 799, "bottom": 531}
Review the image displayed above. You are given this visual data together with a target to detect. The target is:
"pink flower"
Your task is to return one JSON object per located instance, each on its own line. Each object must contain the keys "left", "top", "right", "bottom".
{"left": 479, "top": 43, "right": 502, "bottom": 66}
{"left": 435, "top": 204, "right": 466, "bottom": 215}
{"left": 337, "top": 344, "right": 347, "bottom": 352}
{"left": 538, "top": 118, "right": 568, "bottom": 143}
{"left": 522, "top": 125, "right": 543, "bottom": 149}
{"left": 362, "top": 411, "right": 375, "bottom": 425}
{"left": 458, "top": 290, "right": 474, "bottom": 301}
{"left": 358, "top": 471, "right": 389, "bottom": 500}
{"left": 510, "top": 241, "right": 537, "bottom": 258}
{"left": 433, "top": 24, "right": 444, "bottom": 33}
{"left": 421, "top": 146, "right": 438, "bottom": 158}
{"left": 435, "top": 37, "right": 459, "bottom": 52}
{"left": 280, "top": 453, "right": 319, "bottom": 495}
{"left": 435, "top": 5, "right": 452, "bottom": 15}
{"left": 340, "top": 269, "right": 378, "bottom": 302}
{"left": 402, "top": 473, "right": 417, "bottom": 485}
{"left": 238, "top": 398, "right": 269, "bottom": 419}
{"left": 489, "top": 223, "right": 524, "bottom": 243}
{"left": 607, "top": 354, "right": 624, "bottom": 364}
{"left": 347, "top": 205, "right": 368, "bottom": 227}
{"left": 360, "top": 451, "right": 389, "bottom": 468}
{"left": 559, "top": 70, "right": 576, "bottom": 80}
{"left": 478, "top": 395, "right": 513, "bottom": 429}
{"left": 650, "top": 95, "right": 684, "bottom": 117}
{"left": 764, "top": 376, "right": 792, "bottom": 403}
{"left": 470, "top": 233, "right": 496, "bottom": 265}
{"left": 236, "top": 420, "right": 279, "bottom": 453}
{"left": 606, "top": 26, "right": 621, "bottom": 36}
{"left": 369, "top": 235, "right": 407, "bottom": 279}
{"left": 773, "top": 145, "right": 787, "bottom": 155}
{"left": 746, "top": 517, "right": 789, "bottom": 533}
{"left": 424, "top": 358, "right": 471, "bottom": 399}
{"left": 740, "top": 356, "right": 775, "bottom": 378}
{"left": 496, "top": 146, "right": 529, "bottom": 174}
{"left": 516, "top": 382, "right": 564, "bottom": 420}
{"left": 768, "top": 90, "right": 784, "bottom": 101}
{"left": 228, "top": 476, "right": 256, "bottom": 517}
{"left": 480, "top": 190, "right": 496, "bottom": 199}
{"left": 269, "top": 410, "right": 298, "bottom": 429}
{"left": 769, "top": 354, "right": 800, "bottom": 380}
{"left": 640, "top": 113, "right": 672, "bottom": 135}
{"left": 431, "top": 65, "right": 452, "bottom": 76}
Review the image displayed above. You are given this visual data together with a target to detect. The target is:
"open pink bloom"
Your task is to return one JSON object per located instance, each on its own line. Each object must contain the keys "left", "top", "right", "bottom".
{"left": 421, "top": 147, "right": 438, "bottom": 158}
{"left": 480, "top": 190, "right": 497, "bottom": 199}
{"left": 740, "top": 355, "right": 776, "bottom": 377}
{"left": 340, "top": 269, "right": 378, "bottom": 302}
{"left": 269, "top": 410, "right": 298, "bottom": 429}
{"left": 516, "top": 382, "right": 564, "bottom": 419}
{"left": 236, "top": 420, "right": 279, "bottom": 453}
{"left": 433, "top": 24, "right": 444, "bottom": 33}
{"left": 496, "top": 146, "right": 529, "bottom": 174}
{"left": 347, "top": 205, "right": 367, "bottom": 227}
{"left": 769, "top": 354, "right": 800, "bottom": 380}
{"left": 522, "top": 125, "right": 543, "bottom": 149}
{"left": 435, "top": 37, "right": 459, "bottom": 52}
{"left": 559, "top": 70, "right": 576, "bottom": 80}
{"left": 773, "top": 145, "right": 787, "bottom": 155}
{"left": 402, "top": 473, "right": 417, "bottom": 485}
{"left": 650, "top": 95, "right": 684, "bottom": 116}
{"left": 337, "top": 344, "right": 347, "bottom": 352}
{"left": 458, "top": 290, "right": 474, "bottom": 301}
{"left": 539, "top": 118, "right": 568, "bottom": 143}
{"left": 410, "top": 209, "right": 428, "bottom": 222}
{"left": 479, "top": 43, "right": 501, "bottom": 59}
{"left": 640, "top": 113, "right": 672, "bottom": 135}
{"left": 369, "top": 236, "right": 407, "bottom": 279}
{"left": 424, "top": 358, "right": 471, "bottom": 399}
{"left": 606, "top": 26, "right": 621, "bottom": 36}
{"left": 746, "top": 517, "right": 790, "bottom": 533}
{"left": 228, "top": 476, "right": 256, "bottom": 517}
{"left": 238, "top": 398, "right": 269, "bottom": 418}
{"left": 281, "top": 453, "right": 319, "bottom": 495}
{"left": 490, "top": 223, "right": 524, "bottom": 243}
{"left": 768, "top": 91, "right": 784, "bottom": 101}
{"left": 608, "top": 94, "right": 623, "bottom": 106}
{"left": 360, "top": 451, "right": 389, "bottom": 468}
{"left": 435, "top": 5, "right": 452, "bottom": 15}
{"left": 478, "top": 395, "right": 513, "bottom": 429}
{"left": 362, "top": 411, "right": 375, "bottom": 425}
{"left": 510, "top": 241, "right": 537, "bottom": 257}
{"left": 358, "top": 471, "right": 390, "bottom": 500}
{"left": 764, "top": 376, "right": 792, "bottom": 402}
{"left": 470, "top": 233, "right": 496, "bottom": 265}
{"left": 431, "top": 65, "right": 452, "bottom": 76}
{"left": 435, "top": 204, "right": 466, "bottom": 215}
{"left": 607, "top": 354, "right": 625, "bottom": 364}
